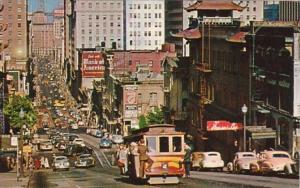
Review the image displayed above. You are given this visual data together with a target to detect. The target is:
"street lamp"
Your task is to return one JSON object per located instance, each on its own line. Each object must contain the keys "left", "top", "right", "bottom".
{"left": 19, "top": 108, "right": 25, "bottom": 179}
{"left": 242, "top": 104, "right": 248, "bottom": 151}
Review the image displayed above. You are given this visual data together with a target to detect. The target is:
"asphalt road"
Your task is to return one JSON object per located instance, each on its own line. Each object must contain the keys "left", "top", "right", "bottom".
{"left": 28, "top": 134, "right": 300, "bottom": 188}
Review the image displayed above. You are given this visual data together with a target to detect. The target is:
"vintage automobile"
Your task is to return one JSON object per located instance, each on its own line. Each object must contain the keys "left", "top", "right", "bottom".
{"left": 74, "top": 154, "right": 95, "bottom": 168}
{"left": 227, "top": 152, "right": 258, "bottom": 173}
{"left": 192, "top": 152, "right": 224, "bottom": 171}
{"left": 52, "top": 156, "right": 70, "bottom": 171}
{"left": 73, "top": 138, "right": 85, "bottom": 146}
{"left": 111, "top": 134, "right": 124, "bottom": 144}
{"left": 39, "top": 140, "right": 53, "bottom": 151}
{"left": 249, "top": 150, "right": 296, "bottom": 175}
{"left": 71, "top": 123, "right": 79, "bottom": 130}
{"left": 64, "top": 144, "right": 93, "bottom": 156}
{"left": 99, "top": 138, "right": 112, "bottom": 148}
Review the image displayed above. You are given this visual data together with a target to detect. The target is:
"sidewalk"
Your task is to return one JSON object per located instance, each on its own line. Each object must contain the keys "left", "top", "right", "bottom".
{"left": 0, "top": 169, "right": 31, "bottom": 188}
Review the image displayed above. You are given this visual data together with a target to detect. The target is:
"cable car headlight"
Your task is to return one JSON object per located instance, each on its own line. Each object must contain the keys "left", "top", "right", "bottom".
{"left": 162, "top": 163, "right": 168, "bottom": 170}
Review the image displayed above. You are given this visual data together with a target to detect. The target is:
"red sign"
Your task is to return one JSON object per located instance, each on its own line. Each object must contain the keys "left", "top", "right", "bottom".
{"left": 207, "top": 121, "right": 243, "bottom": 131}
{"left": 123, "top": 85, "right": 138, "bottom": 119}
{"left": 82, "top": 51, "right": 105, "bottom": 78}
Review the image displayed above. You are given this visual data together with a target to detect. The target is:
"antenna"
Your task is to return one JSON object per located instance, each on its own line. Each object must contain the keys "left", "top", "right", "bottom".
{"left": 38, "top": 0, "right": 45, "bottom": 12}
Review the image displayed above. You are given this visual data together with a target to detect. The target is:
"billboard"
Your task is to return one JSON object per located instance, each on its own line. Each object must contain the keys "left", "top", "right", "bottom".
{"left": 123, "top": 85, "right": 138, "bottom": 119}
{"left": 207, "top": 121, "right": 243, "bottom": 131}
{"left": 81, "top": 51, "right": 105, "bottom": 78}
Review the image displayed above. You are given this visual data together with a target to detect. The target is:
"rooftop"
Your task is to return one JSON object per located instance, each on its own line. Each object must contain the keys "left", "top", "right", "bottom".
{"left": 185, "top": 0, "right": 244, "bottom": 12}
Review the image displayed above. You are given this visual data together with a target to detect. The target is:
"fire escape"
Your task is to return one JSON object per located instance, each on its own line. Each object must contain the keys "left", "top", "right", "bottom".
{"left": 197, "top": 22, "right": 212, "bottom": 130}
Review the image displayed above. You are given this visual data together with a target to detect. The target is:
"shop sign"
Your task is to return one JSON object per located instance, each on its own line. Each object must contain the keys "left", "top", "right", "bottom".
{"left": 278, "top": 80, "right": 290, "bottom": 88}
{"left": 207, "top": 121, "right": 243, "bottom": 131}
{"left": 81, "top": 51, "right": 105, "bottom": 78}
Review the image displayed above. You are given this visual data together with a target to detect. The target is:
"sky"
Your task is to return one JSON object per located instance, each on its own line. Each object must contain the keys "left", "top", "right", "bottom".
{"left": 28, "top": 0, "right": 63, "bottom": 13}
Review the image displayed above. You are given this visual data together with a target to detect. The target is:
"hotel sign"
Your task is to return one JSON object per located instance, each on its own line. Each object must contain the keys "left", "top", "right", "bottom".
{"left": 207, "top": 121, "right": 243, "bottom": 131}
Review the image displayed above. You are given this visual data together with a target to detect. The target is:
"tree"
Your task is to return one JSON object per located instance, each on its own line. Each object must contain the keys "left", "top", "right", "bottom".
{"left": 4, "top": 95, "right": 37, "bottom": 130}
{"left": 147, "top": 106, "right": 164, "bottom": 125}
{"left": 138, "top": 115, "right": 147, "bottom": 129}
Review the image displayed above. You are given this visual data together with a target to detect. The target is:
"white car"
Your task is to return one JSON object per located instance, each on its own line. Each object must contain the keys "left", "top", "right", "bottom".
{"left": 52, "top": 156, "right": 70, "bottom": 171}
{"left": 71, "top": 124, "right": 79, "bottom": 130}
{"left": 227, "top": 152, "right": 258, "bottom": 173}
{"left": 73, "top": 138, "right": 85, "bottom": 146}
{"left": 39, "top": 140, "right": 53, "bottom": 151}
{"left": 193, "top": 152, "right": 224, "bottom": 171}
{"left": 111, "top": 135, "right": 124, "bottom": 144}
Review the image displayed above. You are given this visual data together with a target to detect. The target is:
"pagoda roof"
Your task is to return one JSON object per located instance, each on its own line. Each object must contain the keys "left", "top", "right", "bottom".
{"left": 227, "top": 31, "right": 247, "bottom": 43}
{"left": 185, "top": 0, "right": 244, "bottom": 12}
{"left": 170, "top": 28, "right": 201, "bottom": 39}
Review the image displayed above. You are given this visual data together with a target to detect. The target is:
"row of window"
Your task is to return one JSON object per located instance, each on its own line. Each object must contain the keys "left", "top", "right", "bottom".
{"left": 81, "top": 22, "right": 121, "bottom": 28}
{"left": 81, "top": 15, "right": 122, "bottom": 21}
{"left": 81, "top": 2, "right": 122, "bottom": 9}
{"left": 129, "top": 3, "right": 163, "bottom": 10}
{"left": 129, "top": 22, "right": 163, "bottom": 28}
{"left": 0, "top": 14, "right": 22, "bottom": 20}
{"left": 81, "top": 36, "right": 122, "bottom": 42}
{"left": 129, "top": 40, "right": 161, "bottom": 46}
{"left": 129, "top": 13, "right": 163, "bottom": 19}
{"left": 129, "top": 31, "right": 162, "bottom": 37}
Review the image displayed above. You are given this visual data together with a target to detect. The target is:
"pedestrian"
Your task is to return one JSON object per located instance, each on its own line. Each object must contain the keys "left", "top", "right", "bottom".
{"left": 183, "top": 143, "right": 192, "bottom": 178}
{"left": 40, "top": 156, "right": 45, "bottom": 169}
{"left": 117, "top": 144, "right": 129, "bottom": 175}
{"left": 129, "top": 142, "right": 140, "bottom": 178}
{"left": 137, "top": 138, "right": 153, "bottom": 178}
{"left": 44, "top": 157, "right": 50, "bottom": 169}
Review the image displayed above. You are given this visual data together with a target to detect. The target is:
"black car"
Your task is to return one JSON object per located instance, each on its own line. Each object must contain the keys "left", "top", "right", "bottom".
{"left": 64, "top": 144, "right": 93, "bottom": 156}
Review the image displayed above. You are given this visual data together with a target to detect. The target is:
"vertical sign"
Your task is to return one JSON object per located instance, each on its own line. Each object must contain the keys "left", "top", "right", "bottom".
{"left": 81, "top": 51, "right": 105, "bottom": 78}
{"left": 123, "top": 85, "right": 138, "bottom": 119}
{"left": 293, "top": 33, "right": 300, "bottom": 117}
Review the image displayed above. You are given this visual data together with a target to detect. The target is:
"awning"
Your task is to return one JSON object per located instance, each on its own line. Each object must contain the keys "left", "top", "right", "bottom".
{"left": 247, "top": 126, "right": 276, "bottom": 139}
{"left": 170, "top": 28, "right": 201, "bottom": 39}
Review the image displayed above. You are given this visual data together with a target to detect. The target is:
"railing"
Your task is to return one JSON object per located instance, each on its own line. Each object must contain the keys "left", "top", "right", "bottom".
{"left": 199, "top": 16, "right": 234, "bottom": 25}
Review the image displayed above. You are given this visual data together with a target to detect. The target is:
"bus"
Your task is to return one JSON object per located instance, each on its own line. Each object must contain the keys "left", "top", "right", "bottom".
{"left": 124, "top": 124, "right": 185, "bottom": 184}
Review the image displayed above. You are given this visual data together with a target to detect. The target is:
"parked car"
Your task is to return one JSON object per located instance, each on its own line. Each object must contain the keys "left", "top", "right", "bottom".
{"left": 111, "top": 135, "right": 123, "bottom": 144}
{"left": 74, "top": 154, "right": 95, "bottom": 168}
{"left": 39, "top": 140, "right": 53, "bottom": 151}
{"left": 249, "top": 151, "right": 296, "bottom": 175}
{"left": 52, "top": 156, "right": 70, "bottom": 171}
{"left": 99, "top": 138, "right": 112, "bottom": 149}
{"left": 57, "top": 141, "right": 68, "bottom": 151}
{"left": 191, "top": 151, "right": 224, "bottom": 171}
{"left": 227, "top": 152, "right": 258, "bottom": 173}
{"left": 73, "top": 138, "right": 85, "bottom": 146}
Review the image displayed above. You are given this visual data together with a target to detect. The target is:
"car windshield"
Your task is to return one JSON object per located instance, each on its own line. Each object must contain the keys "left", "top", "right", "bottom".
{"left": 272, "top": 153, "right": 289, "bottom": 158}
{"left": 242, "top": 154, "right": 255, "bottom": 158}
{"left": 208, "top": 153, "right": 218, "bottom": 156}
{"left": 56, "top": 157, "right": 67, "bottom": 161}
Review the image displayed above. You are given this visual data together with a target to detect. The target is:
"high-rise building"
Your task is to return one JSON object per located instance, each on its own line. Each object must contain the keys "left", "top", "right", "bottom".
{"left": 53, "top": 6, "right": 64, "bottom": 65}
{"left": 0, "top": 0, "right": 28, "bottom": 66}
{"left": 233, "top": 0, "right": 264, "bottom": 25}
{"left": 125, "top": 0, "right": 165, "bottom": 50}
{"left": 165, "top": 0, "right": 197, "bottom": 56}
{"left": 75, "top": 0, "right": 124, "bottom": 50}
{"left": 30, "top": 11, "right": 54, "bottom": 57}
{"left": 264, "top": 0, "right": 300, "bottom": 21}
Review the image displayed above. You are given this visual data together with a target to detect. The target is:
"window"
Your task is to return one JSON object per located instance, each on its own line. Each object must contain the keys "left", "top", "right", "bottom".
{"left": 159, "top": 4, "right": 162, "bottom": 9}
{"left": 253, "top": 7, "right": 256, "bottom": 11}
{"left": 96, "top": 15, "right": 99, "bottom": 20}
{"left": 144, "top": 4, "right": 147, "bottom": 9}
{"left": 173, "top": 137, "right": 182, "bottom": 152}
{"left": 88, "top": 2, "right": 92, "bottom": 8}
{"left": 89, "top": 15, "right": 92, "bottom": 20}
{"left": 110, "top": 22, "right": 114, "bottom": 26}
{"left": 18, "top": 23, "right": 21, "bottom": 28}
{"left": 81, "top": 29, "right": 85, "bottom": 34}
{"left": 17, "top": 8, "right": 21, "bottom": 12}
{"left": 159, "top": 137, "right": 169, "bottom": 152}
{"left": 149, "top": 92, "right": 157, "bottom": 103}
{"left": 148, "top": 13, "right": 151, "bottom": 18}
{"left": 17, "top": 15, "right": 21, "bottom": 20}
{"left": 146, "top": 137, "right": 157, "bottom": 152}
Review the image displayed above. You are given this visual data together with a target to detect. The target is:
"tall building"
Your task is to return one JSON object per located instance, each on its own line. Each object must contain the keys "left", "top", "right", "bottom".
{"left": 30, "top": 11, "right": 54, "bottom": 57}
{"left": 233, "top": 0, "right": 264, "bottom": 25}
{"left": 264, "top": 0, "right": 300, "bottom": 21}
{"left": 53, "top": 6, "right": 64, "bottom": 65}
{"left": 0, "top": 0, "right": 28, "bottom": 66}
{"left": 165, "top": 0, "right": 197, "bottom": 56}
{"left": 125, "top": 0, "right": 165, "bottom": 50}
{"left": 75, "top": 0, "right": 124, "bottom": 50}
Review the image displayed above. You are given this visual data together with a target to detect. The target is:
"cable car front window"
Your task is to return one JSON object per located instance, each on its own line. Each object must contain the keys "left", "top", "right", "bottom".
{"left": 173, "top": 136, "right": 182, "bottom": 152}
{"left": 146, "top": 137, "right": 157, "bottom": 153}
{"left": 159, "top": 137, "right": 169, "bottom": 153}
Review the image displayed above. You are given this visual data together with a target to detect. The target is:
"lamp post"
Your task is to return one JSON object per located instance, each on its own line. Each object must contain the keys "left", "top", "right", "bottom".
{"left": 19, "top": 108, "right": 25, "bottom": 178}
{"left": 242, "top": 104, "right": 248, "bottom": 151}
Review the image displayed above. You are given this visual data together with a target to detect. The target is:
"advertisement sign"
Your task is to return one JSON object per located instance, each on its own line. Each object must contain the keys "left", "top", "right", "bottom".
{"left": 11, "top": 136, "right": 18, "bottom": 146}
{"left": 294, "top": 33, "right": 300, "bottom": 117}
{"left": 207, "top": 121, "right": 243, "bottom": 131}
{"left": 123, "top": 85, "right": 138, "bottom": 119}
{"left": 82, "top": 51, "right": 105, "bottom": 78}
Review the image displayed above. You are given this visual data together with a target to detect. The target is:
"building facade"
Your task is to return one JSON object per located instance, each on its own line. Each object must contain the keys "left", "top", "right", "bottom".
{"left": 0, "top": 0, "right": 28, "bottom": 66}
{"left": 75, "top": 0, "right": 124, "bottom": 50}
{"left": 264, "top": 0, "right": 300, "bottom": 21}
{"left": 125, "top": 0, "right": 165, "bottom": 50}
{"left": 53, "top": 6, "right": 64, "bottom": 65}
{"left": 31, "top": 11, "right": 54, "bottom": 57}
{"left": 233, "top": 0, "right": 264, "bottom": 25}
{"left": 165, "top": 0, "right": 197, "bottom": 56}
